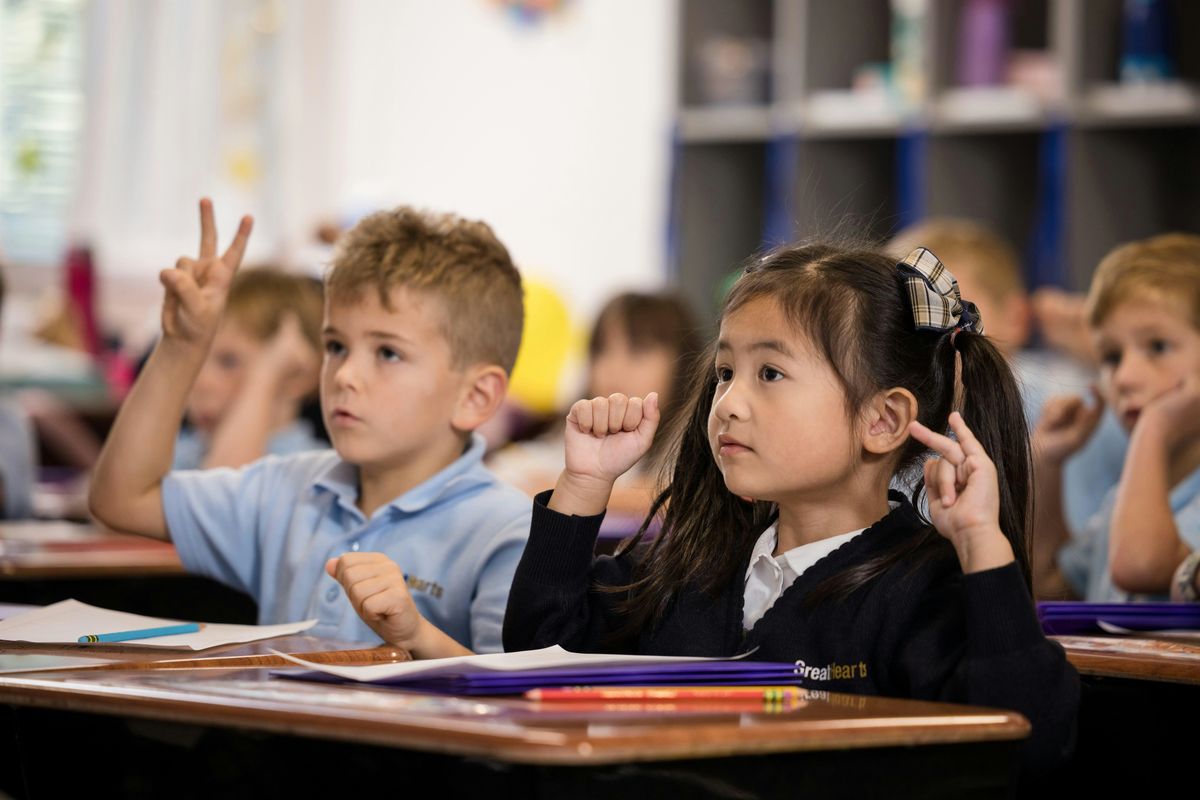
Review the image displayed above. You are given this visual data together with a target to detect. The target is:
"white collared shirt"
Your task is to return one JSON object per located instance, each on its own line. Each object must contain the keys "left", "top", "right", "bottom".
{"left": 742, "top": 523, "right": 865, "bottom": 630}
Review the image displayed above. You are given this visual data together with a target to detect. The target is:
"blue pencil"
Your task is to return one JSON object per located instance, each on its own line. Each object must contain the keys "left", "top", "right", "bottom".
{"left": 78, "top": 622, "right": 202, "bottom": 643}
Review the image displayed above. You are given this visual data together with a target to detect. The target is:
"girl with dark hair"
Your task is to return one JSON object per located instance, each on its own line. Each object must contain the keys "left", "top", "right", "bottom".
{"left": 504, "top": 243, "right": 1078, "bottom": 771}
{"left": 488, "top": 291, "right": 701, "bottom": 516}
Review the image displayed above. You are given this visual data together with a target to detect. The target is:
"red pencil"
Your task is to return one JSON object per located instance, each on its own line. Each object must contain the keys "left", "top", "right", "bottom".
{"left": 524, "top": 685, "right": 804, "bottom": 702}
{"left": 528, "top": 699, "right": 805, "bottom": 714}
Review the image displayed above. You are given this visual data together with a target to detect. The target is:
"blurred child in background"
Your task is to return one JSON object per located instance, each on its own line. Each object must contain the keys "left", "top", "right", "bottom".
{"left": 487, "top": 291, "right": 701, "bottom": 515}
{"left": 1035, "top": 234, "right": 1200, "bottom": 601}
{"left": 174, "top": 266, "right": 326, "bottom": 470}
{"left": 0, "top": 263, "right": 37, "bottom": 518}
{"left": 888, "top": 218, "right": 1128, "bottom": 549}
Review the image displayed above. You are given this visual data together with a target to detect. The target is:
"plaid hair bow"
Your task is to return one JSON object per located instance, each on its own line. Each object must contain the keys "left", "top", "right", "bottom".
{"left": 896, "top": 248, "right": 984, "bottom": 336}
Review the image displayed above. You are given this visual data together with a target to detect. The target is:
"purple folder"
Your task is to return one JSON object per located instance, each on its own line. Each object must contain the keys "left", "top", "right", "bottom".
{"left": 1037, "top": 601, "right": 1200, "bottom": 635}
{"left": 282, "top": 659, "right": 805, "bottom": 696}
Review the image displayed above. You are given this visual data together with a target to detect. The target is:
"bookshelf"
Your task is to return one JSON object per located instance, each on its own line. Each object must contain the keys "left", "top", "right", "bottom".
{"left": 671, "top": 0, "right": 1200, "bottom": 317}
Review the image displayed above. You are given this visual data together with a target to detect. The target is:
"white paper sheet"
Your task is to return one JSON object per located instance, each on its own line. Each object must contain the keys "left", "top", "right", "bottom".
{"left": 0, "top": 599, "right": 316, "bottom": 650}
{"left": 274, "top": 644, "right": 723, "bottom": 682}
{"left": 1096, "top": 620, "right": 1200, "bottom": 640}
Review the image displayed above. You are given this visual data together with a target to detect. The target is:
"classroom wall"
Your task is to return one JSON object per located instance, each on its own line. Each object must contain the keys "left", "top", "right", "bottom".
{"left": 53, "top": 0, "right": 677, "bottom": 351}
{"left": 336, "top": 1, "right": 679, "bottom": 322}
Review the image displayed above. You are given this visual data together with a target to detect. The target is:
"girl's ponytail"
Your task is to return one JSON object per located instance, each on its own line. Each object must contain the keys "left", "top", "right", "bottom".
{"left": 953, "top": 331, "right": 1033, "bottom": 587}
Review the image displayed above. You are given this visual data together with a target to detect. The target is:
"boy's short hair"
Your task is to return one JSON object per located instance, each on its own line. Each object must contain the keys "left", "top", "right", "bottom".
{"left": 325, "top": 207, "right": 524, "bottom": 374}
{"left": 888, "top": 218, "right": 1024, "bottom": 303}
{"left": 225, "top": 267, "right": 324, "bottom": 350}
{"left": 1087, "top": 233, "right": 1200, "bottom": 328}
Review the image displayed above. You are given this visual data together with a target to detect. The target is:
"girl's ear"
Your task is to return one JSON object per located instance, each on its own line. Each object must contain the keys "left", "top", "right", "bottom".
{"left": 861, "top": 387, "right": 918, "bottom": 455}
{"left": 451, "top": 365, "right": 509, "bottom": 433}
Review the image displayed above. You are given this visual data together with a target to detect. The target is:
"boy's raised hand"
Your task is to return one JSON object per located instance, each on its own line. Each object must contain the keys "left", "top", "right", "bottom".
{"left": 909, "top": 412, "right": 1016, "bottom": 574}
{"left": 160, "top": 198, "right": 253, "bottom": 347}
{"left": 1032, "top": 388, "right": 1104, "bottom": 465}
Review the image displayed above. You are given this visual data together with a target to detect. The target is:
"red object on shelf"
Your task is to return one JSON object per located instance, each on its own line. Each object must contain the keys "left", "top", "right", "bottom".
{"left": 64, "top": 245, "right": 100, "bottom": 358}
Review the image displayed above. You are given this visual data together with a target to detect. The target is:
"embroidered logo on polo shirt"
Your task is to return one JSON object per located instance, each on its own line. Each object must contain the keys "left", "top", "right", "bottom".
{"left": 793, "top": 659, "right": 867, "bottom": 682}
{"left": 405, "top": 575, "right": 444, "bottom": 599}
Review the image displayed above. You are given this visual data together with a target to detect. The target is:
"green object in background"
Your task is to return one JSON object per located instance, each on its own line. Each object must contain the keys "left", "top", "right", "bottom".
{"left": 715, "top": 268, "right": 742, "bottom": 310}
{"left": 15, "top": 138, "right": 43, "bottom": 176}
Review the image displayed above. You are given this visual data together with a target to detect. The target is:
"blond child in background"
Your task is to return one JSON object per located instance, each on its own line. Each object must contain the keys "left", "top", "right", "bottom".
{"left": 89, "top": 200, "right": 531, "bottom": 655}
{"left": 1034, "top": 233, "right": 1200, "bottom": 601}
{"left": 175, "top": 266, "right": 325, "bottom": 470}
{"left": 889, "top": 219, "right": 1127, "bottom": 541}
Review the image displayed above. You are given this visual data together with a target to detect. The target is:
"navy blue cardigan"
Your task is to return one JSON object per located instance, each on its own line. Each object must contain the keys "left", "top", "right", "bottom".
{"left": 503, "top": 492, "right": 1079, "bottom": 771}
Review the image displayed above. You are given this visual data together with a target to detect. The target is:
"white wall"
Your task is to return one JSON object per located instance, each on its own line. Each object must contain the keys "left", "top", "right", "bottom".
{"left": 60, "top": 0, "right": 678, "bottom": 348}
{"left": 333, "top": 0, "right": 678, "bottom": 321}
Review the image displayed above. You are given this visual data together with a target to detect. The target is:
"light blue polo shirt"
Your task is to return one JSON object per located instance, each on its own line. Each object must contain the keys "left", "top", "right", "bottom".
{"left": 172, "top": 419, "right": 328, "bottom": 471}
{"left": 1013, "top": 348, "right": 1128, "bottom": 534}
{"left": 1059, "top": 463, "right": 1200, "bottom": 602}
{"left": 162, "top": 433, "right": 531, "bottom": 652}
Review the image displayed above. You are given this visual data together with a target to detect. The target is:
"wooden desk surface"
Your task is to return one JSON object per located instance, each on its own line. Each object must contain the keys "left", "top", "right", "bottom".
{"left": 0, "top": 643, "right": 1029, "bottom": 767}
{"left": 0, "top": 520, "right": 183, "bottom": 579}
{"left": 1054, "top": 633, "right": 1200, "bottom": 686}
{"left": 0, "top": 634, "right": 406, "bottom": 673}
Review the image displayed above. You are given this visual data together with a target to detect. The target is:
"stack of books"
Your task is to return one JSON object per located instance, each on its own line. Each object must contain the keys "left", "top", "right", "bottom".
{"left": 279, "top": 645, "right": 805, "bottom": 696}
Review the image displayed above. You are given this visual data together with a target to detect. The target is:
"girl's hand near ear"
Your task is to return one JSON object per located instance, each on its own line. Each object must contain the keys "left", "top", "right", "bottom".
{"left": 909, "top": 412, "right": 1016, "bottom": 574}
{"left": 550, "top": 392, "right": 659, "bottom": 517}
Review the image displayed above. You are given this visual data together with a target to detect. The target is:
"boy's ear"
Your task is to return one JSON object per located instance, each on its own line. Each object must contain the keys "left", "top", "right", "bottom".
{"left": 451, "top": 364, "right": 509, "bottom": 433}
{"left": 861, "top": 387, "right": 918, "bottom": 455}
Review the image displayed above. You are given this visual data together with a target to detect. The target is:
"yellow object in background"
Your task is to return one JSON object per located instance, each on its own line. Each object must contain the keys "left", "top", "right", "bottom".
{"left": 508, "top": 278, "right": 578, "bottom": 415}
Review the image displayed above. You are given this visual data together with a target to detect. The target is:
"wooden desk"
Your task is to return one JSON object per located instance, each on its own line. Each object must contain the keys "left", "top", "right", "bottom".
{"left": 1048, "top": 634, "right": 1200, "bottom": 793}
{"left": 0, "top": 520, "right": 256, "bottom": 624}
{"left": 1054, "top": 633, "right": 1200, "bottom": 685}
{"left": 0, "top": 634, "right": 407, "bottom": 674}
{"left": 0, "top": 520, "right": 182, "bottom": 579}
{"left": 0, "top": 643, "right": 1030, "bottom": 798}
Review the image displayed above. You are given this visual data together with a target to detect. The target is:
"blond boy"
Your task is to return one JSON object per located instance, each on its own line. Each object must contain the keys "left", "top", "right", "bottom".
{"left": 889, "top": 218, "right": 1127, "bottom": 544}
{"left": 90, "top": 200, "right": 530, "bottom": 656}
{"left": 1034, "top": 233, "right": 1200, "bottom": 600}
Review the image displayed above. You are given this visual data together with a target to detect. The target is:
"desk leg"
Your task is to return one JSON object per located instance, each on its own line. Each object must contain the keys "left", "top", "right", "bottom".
{"left": 1046, "top": 675, "right": 1199, "bottom": 795}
